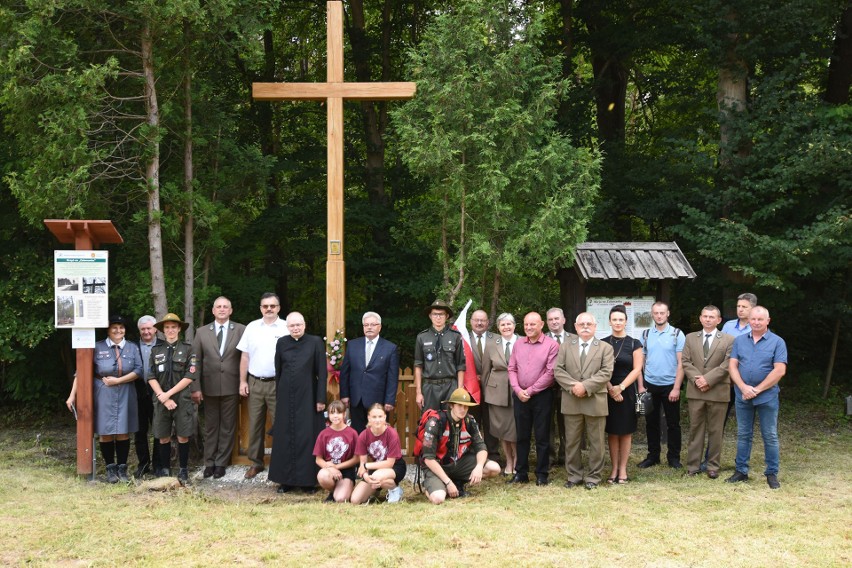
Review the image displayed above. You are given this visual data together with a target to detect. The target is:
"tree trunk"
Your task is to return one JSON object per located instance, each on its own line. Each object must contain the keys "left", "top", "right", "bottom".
{"left": 717, "top": 11, "right": 749, "bottom": 171}
{"left": 824, "top": 3, "right": 852, "bottom": 105}
{"left": 142, "top": 21, "right": 168, "bottom": 319}
{"left": 348, "top": 0, "right": 393, "bottom": 247}
{"left": 183, "top": 20, "right": 195, "bottom": 340}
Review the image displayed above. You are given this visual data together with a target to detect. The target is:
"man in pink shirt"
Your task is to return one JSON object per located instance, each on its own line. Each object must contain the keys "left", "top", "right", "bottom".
{"left": 508, "top": 312, "right": 560, "bottom": 485}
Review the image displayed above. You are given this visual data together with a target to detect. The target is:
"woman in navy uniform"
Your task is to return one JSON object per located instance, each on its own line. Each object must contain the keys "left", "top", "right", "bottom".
{"left": 66, "top": 315, "right": 143, "bottom": 483}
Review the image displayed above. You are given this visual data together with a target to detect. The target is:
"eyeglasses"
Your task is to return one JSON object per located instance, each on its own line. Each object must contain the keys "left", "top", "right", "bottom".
{"left": 261, "top": 304, "right": 279, "bottom": 309}
{"left": 577, "top": 322, "right": 595, "bottom": 327}
{"left": 363, "top": 323, "right": 381, "bottom": 327}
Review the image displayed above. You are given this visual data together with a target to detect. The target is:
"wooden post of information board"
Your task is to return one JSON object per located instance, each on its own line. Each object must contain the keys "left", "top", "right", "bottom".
{"left": 45, "top": 220, "right": 123, "bottom": 476}
{"left": 252, "top": 0, "right": 416, "bottom": 341}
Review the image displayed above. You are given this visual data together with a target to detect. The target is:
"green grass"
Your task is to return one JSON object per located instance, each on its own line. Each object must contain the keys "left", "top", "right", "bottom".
{"left": 0, "top": 401, "right": 849, "bottom": 567}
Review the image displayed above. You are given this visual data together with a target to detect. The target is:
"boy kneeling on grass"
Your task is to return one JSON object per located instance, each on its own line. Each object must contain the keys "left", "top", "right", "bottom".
{"left": 313, "top": 400, "right": 360, "bottom": 502}
{"left": 421, "top": 388, "right": 501, "bottom": 504}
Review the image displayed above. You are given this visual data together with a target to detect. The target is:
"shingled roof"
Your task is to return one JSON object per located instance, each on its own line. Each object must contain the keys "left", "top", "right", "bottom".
{"left": 574, "top": 242, "right": 696, "bottom": 281}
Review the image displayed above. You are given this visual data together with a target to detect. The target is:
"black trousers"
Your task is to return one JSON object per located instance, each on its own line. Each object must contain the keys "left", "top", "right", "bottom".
{"left": 349, "top": 402, "right": 369, "bottom": 434}
{"left": 644, "top": 382, "right": 681, "bottom": 462}
{"left": 134, "top": 379, "right": 159, "bottom": 469}
{"left": 513, "top": 388, "right": 553, "bottom": 479}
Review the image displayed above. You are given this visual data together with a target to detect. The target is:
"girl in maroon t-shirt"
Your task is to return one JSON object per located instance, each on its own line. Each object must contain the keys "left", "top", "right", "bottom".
{"left": 313, "top": 400, "right": 360, "bottom": 502}
{"left": 350, "top": 403, "right": 407, "bottom": 504}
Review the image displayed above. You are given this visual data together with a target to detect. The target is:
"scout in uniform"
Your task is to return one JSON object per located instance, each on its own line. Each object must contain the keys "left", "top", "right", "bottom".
{"left": 414, "top": 300, "right": 466, "bottom": 413}
{"left": 147, "top": 313, "right": 200, "bottom": 483}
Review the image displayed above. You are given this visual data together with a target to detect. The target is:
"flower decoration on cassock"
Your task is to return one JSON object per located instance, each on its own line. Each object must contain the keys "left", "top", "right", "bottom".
{"left": 325, "top": 329, "right": 347, "bottom": 385}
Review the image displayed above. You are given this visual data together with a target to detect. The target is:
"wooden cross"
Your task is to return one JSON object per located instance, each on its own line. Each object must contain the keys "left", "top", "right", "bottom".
{"left": 253, "top": 1, "right": 416, "bottom": 340}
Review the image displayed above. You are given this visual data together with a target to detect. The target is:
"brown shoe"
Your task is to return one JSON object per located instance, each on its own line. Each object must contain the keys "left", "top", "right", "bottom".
{"left": 244, "top": 465, "right": 265, "bottom": 479}
{"left": 707, "top": 470, "right": 719, "bottom": 479}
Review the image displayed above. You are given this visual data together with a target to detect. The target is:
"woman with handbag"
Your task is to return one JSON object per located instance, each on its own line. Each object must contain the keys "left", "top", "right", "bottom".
{"left": 602, "top": 305, "right": 644, "bottom": 484}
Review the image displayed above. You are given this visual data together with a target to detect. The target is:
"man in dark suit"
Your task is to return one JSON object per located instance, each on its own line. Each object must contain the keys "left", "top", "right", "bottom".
{"left": 545, "top": 307, "right": 569, "bottom": 465}
{"left": 469, "top": 309, "right": 501, "bottom": 462}
{"left": 554, "top": 312, "right": 614, "bottom": 489}
{"left": 190, "top": 297, "right": 246, "bottom": 479}
{"left": 683, "top": 305, "right": 734, "bottom": 479}
{"left": 340, "top": 311, "right": 400, "bottom": 433}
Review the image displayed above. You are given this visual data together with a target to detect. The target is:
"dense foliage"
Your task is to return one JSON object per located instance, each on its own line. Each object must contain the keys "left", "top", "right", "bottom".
{"left": 0, "top": 0, "right": 849, "bottom": 406}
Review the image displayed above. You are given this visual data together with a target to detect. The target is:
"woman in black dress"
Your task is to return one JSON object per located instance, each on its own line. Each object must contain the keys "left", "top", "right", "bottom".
{"left": 602, "top": 305, "right": 644, "bottom": 484}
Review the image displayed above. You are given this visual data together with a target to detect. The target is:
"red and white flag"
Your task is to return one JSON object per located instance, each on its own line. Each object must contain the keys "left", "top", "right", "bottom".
{"left": 452, "top": 299, "right": 481, "bottom": 403}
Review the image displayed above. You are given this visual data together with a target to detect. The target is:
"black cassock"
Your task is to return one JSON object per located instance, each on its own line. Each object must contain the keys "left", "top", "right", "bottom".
{"left": 268, "top": 334, "right": 327, "bottom": 488}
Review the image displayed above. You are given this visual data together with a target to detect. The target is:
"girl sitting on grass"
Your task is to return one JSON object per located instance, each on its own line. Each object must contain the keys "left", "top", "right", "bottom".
{"left": 313, "top": 400, "right": 360, "bottom": 502}
{"left": 350, "top": 403, "right": 407, "bottom": 504}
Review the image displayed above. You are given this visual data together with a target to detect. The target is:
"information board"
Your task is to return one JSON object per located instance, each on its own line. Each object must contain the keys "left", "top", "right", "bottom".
{"left": 586, "top": 296, "right": 655, "bottom": 339}
{"left": 54, "top": 250, "right": 109, "bottom": 328}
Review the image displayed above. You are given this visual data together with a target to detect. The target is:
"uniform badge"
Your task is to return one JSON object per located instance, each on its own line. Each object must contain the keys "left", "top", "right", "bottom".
{"left": 189, "top": 366, "right": 196, "bottom": 373}
{"left": 426, "top": 353, "right": 433, "bottom": 361}
{"left": 158, "top": 364, "right": 165, "bottom": 372}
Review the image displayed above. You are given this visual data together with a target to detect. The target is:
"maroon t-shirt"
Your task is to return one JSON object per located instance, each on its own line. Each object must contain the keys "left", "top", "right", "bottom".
{"left": 355, "top": 426, "right": 403, "bottom": 462}
{"left": 313, "top": 426, "right": 359, "bottom": 464}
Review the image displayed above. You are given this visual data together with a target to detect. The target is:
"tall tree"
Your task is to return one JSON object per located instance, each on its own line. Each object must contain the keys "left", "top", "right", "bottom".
{"left": 393, "top": 0, "right": 600, "bottom": 307}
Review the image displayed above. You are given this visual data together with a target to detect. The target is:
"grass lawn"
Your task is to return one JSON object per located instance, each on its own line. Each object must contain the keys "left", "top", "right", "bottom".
{"left": 1, "top": 399, "right": 849, "bottom": 567}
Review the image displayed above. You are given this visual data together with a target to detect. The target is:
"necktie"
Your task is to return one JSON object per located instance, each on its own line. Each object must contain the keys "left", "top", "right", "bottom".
{"left": 556, "top": 334, "right": 562, "bottom": 345}
{"left": 366, "top": 340, "right": 374, "bottom": 366}
{"left": 217, "top": 325, "right": 224, "bottom": 354}
{"left": 477, "top": 335, "right": 483, "bottom": 357}
{"left": 703, "top": 333, "right": 711, "bottom": 357}
{"left": 580, "top": 343, "right": 588, "bottom": 367}
{"left": 504, "top": 341, "right": 511, "bottom": 362}
{"left": 114, "top": 345, "right": 123, "bottom": 377}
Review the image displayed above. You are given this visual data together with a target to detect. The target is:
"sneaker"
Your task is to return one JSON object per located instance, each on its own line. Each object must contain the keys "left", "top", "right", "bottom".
{"left": 117, "top": 464, "right": 130, "bottom": 482}
{"left": 105, "top": 464, "right": 119, "bottom": 484}
{"left": 726, "top": 471, "right": 749, "bottom": 483}
{"left": 766, "top": 474, "right": 781, "bottom": 489}
{"left": 386, "top": 486, "right": 403, "bottom": 503}
{"left": 324, "top": 491, "right": 335, "bottom": 503}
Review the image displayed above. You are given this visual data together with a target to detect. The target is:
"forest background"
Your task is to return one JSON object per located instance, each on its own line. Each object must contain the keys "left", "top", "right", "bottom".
{"left": 0, "top": 0, "right": 849, "bottom": 412}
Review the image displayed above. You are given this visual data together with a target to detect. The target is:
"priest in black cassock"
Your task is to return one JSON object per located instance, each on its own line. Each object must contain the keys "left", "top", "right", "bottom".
{"left": 268, "top": 312, "right": 327, "bottom": 493}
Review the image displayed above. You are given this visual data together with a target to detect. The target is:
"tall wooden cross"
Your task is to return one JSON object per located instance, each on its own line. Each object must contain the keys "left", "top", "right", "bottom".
{"left": 253, "top": 1, "right": 416, "bottom": 340}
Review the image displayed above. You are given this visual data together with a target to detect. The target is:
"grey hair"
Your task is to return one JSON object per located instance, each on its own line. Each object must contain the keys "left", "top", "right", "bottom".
{"left": 546, "top": 307, "right": 564, "bottom": 318}
{"left": 137, "top": 315, "right": 156, "bottom": 328}
{"left": 496, "top": 312, "right": 515, "bottom": 325}
{"left": 362, "top": 311, "right": 382, "bottom": 324}
{"left": 738, "top": 293, "right": 758, "bottom": 307}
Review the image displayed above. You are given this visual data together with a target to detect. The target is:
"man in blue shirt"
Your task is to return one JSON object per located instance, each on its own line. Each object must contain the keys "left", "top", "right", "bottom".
{"left": 638, "top": 301, "right": 685, "bottom": 469}
{"left": 721, "top": 292, "right": 757, "bottom": 336}
{"left": 726, "top": 306, "right": 787, "bottom": 489}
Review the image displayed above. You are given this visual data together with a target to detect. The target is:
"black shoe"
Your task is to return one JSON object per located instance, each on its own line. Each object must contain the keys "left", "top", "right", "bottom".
{"left": 637, "top": 457, "right": 660, "bottom": 469}
{"left": 507, "top": 474, "right": 529, "bottom": 484}
{"left": 177, "top": 468, "right": 189, "bottom": 483}
{"left": 155, "top": 468, "right": 170, "bottom": 478}
{"left": 277, "top": 485, "right": 292, "bottom": 493}
{"left": 117, "top": 464, "right": 130, "bottom": 482}
{"left": 563, "top": 481, "right": 579, "bottom": 489}
{"left": 133, "top": 462, "right": 150, "bottom": 480}
{"left": 213, "top": 466, "right": 226, "bottom": 479}
{"left": 455, "top": 488, "right": 469, "bottom": 498}
{"left": 535, "top": 476, "right": 549, "bottom": 486}
{"left": 766, "top": 474, "right": 781, "bottom": 489}
{"left": 726, "top": 471, "right": 749, "bottom": 483}
{"left": 584, "top": 482, "right": 598, "bottom": 490}
{"left": 203, "top": 466, "right": 215, "bottom": 478}
{"left": 105, "top": 464, "right": 119, "bottom": 484}
{"left": 668, "top": 458, "right": 683, "bottom": 469}
{"left": 324, "top": 491, "right": 335, "bottom": 502}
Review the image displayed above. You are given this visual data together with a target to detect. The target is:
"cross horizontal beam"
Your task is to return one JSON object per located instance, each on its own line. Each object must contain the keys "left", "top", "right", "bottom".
{"left": 253, "top": 82, "right": 416, "bottom": 101}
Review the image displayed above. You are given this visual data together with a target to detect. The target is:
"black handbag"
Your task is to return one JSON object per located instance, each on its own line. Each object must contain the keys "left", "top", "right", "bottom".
{"left": 636, "top": 391, "right": 654, "bottom": 416}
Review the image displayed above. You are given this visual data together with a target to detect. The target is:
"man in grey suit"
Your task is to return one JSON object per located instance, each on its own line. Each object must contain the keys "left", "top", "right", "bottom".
{"left": 340, "top": 311, "right": 400, "bottom": 433}
{"left": 554, "top": 312, "right": 614, "bottom": 489}
{"left": 191, "top": 297, "right": 246, "bottom": 479}
{"left": 682, "top": 305, "right": 734, "bottom": 479}
{"left": 469, "top": 309, "right": 500, "bottom": 462}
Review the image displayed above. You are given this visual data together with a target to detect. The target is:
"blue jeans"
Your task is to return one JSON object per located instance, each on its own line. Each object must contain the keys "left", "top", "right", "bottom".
{"left": 734, "top": 395, "right": 780, "bottom": 476}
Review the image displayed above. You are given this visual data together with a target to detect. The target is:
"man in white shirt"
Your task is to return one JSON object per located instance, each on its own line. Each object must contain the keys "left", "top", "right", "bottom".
{"left": 237, "top": 293, "right": 289, "bottom": 479}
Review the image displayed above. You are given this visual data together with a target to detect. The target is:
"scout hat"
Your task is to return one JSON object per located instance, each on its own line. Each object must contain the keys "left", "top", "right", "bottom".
{"left": 426, "top": 299, "right": 453, "bottom": 318}
{"left": 154, "top": 312, "right": 189, "bottom": 332}
{"left": 442, "top": 388, "right": 478, "bottom": 407}
{"left": 107, "top": 314, "right": 128, "bottom": 327}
